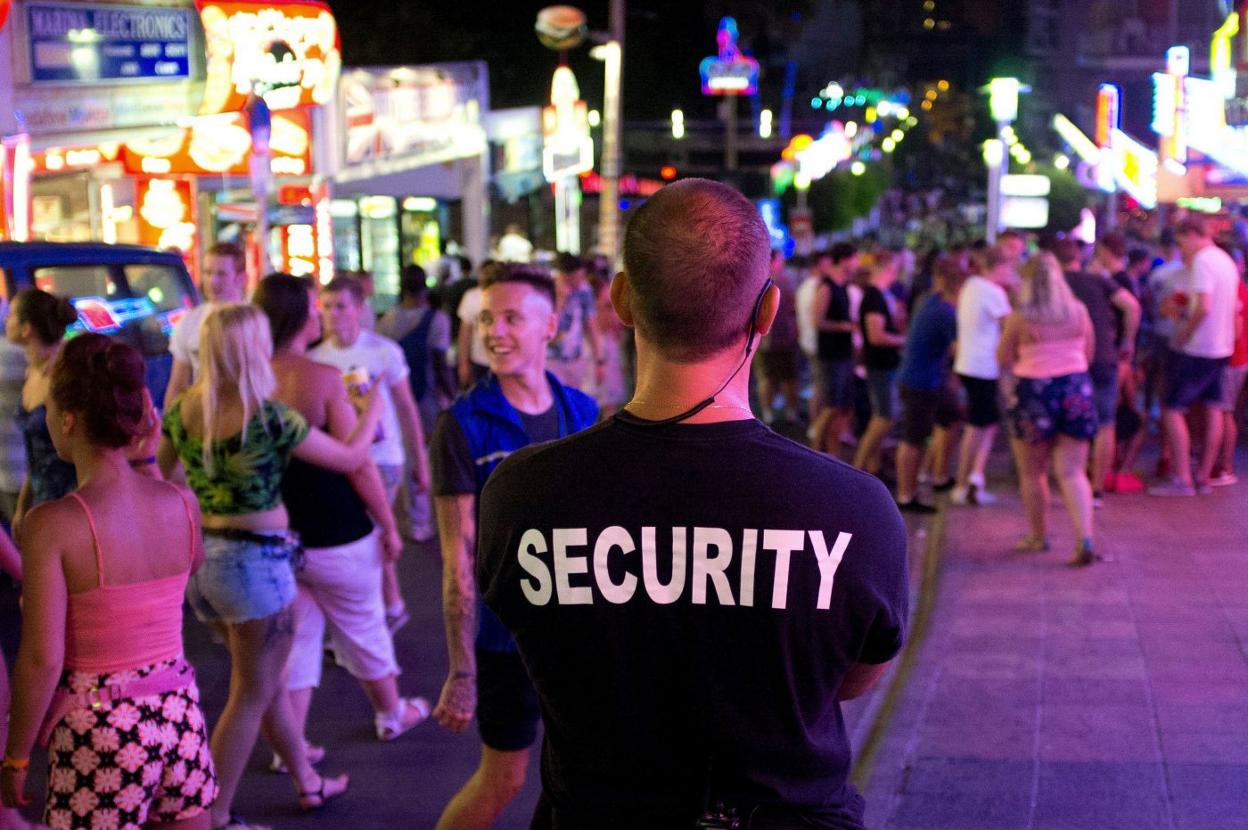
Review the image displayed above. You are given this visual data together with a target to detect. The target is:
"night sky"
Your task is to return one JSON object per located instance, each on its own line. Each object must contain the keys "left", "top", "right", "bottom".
{"left": 328, "top": 0, "right": 815, "bottom": 121}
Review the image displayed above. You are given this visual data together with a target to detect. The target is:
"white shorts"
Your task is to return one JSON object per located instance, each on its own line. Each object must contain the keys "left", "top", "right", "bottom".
{"left": 286, "top": 529, "right": 399, "bottom": 689}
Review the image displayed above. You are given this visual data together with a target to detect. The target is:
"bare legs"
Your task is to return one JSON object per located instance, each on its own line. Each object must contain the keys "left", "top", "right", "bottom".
{"left": 211, "top": 609, "right": 344, "bottom": 829}
{"left": 1163, "top": 405, "right": 1223, "bottom": 487}
{"left": 1091, "top": 423, "right": 1115, "bottom": 494}
{"left": 0, "top": 652, "right": 31, "bottom": 830}
{"left": 1012, "top": 438, "right": 1051, "bottom": 543}
{"left": 1013, "top": 436, "right": 1093, "bottom": 554}
{"left": 955, "top": 424, "right": 998, "bottom": 492}
{"left": 853, "top": 416, "right": 893, "bottom": 474}
{"left": 896, "top": 441, "right": 922, "bottom": 504}
{"left": 436, "top": 747, "right": 530, "bottom": 830}
{"left": 1053, "top": 436, "right": 1094, "bottom": 544}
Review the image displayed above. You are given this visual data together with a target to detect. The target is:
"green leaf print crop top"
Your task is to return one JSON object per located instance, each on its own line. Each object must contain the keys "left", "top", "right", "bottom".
{"left": 162, "top": 398, "right": 310, "bottom": 515}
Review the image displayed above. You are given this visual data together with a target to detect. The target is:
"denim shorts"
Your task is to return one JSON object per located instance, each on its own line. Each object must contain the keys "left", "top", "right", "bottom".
{"left": 187, "top": 531, "right": 298, "bottom": 625}
{"left": 865, "top": 368, "right": 900, "bottom": 420}
{"left": 1162, "top": 349, "right": 1226, "bottom": 410}
{"left": 1089, "top": 362, "right": 1118, "bottom": 428}
{"left": 816, "top": 359, "right": 855, "bottom": 409}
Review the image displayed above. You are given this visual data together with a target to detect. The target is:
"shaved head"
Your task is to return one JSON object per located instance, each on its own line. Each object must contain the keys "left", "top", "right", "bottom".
{"left": 622, "top": 178, "right": 770, "bottom": 362}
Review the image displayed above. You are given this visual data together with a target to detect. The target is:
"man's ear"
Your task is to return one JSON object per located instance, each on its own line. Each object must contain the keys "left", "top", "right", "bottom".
{"left": 609, "top": 272, "right": 635, "bottom": 328}
{"left": 754, "top": 281, "right": 781, "bottom": 339}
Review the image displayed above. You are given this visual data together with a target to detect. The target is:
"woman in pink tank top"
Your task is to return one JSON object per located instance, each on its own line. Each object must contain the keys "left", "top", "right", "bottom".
{"left": 2, "top": 334, "right": 216, "bottom": 830}
{"left": 998, "top": 252, "right": 1098, "bottom": 566}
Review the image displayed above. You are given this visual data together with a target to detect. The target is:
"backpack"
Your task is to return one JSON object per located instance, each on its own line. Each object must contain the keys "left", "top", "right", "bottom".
{"left": 397, "top": 309, "right": 436, "bottom": 403}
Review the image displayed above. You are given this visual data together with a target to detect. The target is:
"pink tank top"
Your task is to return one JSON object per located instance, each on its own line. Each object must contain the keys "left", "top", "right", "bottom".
{"left": 64, "top": 486, "right": 194, "bottom": 674}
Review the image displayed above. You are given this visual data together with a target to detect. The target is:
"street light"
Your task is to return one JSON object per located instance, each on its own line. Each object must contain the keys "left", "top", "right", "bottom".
{"left": 671, "top": 108, "right": 685, "bottom": 139}
{"left": 982, "top": 76, "right": 1029, "bottom": 242}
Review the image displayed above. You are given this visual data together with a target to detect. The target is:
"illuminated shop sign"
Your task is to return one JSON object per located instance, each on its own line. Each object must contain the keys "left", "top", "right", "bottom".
{"left": 121, "top": 109, "right": 311, "bottom": 176}
{"left": 26, "top": 2, "right": 192, "bottom": 83}
{"left": 1111, "top": 129, "right": 1158, "bottom": 209}
{"left": 340, "top": 64, "right": 486, "bottom": 168}
{"left": 542, "top": 65, "right": 593, "bottom": 182}
{"left": 136, "top": 176, "right": 197, "bottom": 254}
{"left": 700, "top": 17, "right": 758, "bottom": 96}
{"left": 196, "top": 0, "right": 340, "bottom": 114}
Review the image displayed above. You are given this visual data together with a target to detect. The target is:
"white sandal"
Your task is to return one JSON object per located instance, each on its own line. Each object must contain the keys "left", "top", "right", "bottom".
{"left": 374, "top": 696, "right": 430, "bottom": 741}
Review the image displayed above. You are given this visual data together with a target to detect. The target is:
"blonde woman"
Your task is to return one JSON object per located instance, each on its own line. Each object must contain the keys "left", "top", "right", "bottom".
{"left": 998, "top": 252, "right": 1098, "bottom": 566}
{"left": 158, "top": 304, "right": 381, "bottom": 830}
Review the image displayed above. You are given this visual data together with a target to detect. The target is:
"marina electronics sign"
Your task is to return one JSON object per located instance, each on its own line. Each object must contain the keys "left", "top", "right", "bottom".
{"left": 26, "top": 2, "right": 192, "bottom": 83}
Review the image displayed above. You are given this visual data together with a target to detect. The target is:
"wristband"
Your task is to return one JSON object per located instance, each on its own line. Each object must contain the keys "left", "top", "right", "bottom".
{"left": 129, "top": 456, "right": 157, "bottom": 468}
{"left": 2, "top": 756, "right": 29, "bottom": 771}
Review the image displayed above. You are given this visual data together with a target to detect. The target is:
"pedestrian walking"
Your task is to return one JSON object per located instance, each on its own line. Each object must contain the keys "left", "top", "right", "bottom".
{"left": 3, "top": 334, "right": 216, "bottom": 830}
{"left": 430, "top": 264, "right": 598, "bottom": 830}
{"left": 159, "top": 304, "right": 379, "bottom": 828}
{"left": 998, "top": 252, "right": 1098, "bottom": 565}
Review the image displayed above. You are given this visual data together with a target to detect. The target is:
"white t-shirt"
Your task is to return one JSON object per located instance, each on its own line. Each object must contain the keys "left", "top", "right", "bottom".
{"left": 954, "top": 275, "right": 1011, "bottom": 379}
{"left": 456, "top": 286, "right": 490, "bottom": 367}
{"left": 795, "top": 275, "right": 820, "bottom": 357}
{"left": 309, "top": 330, "right": 410, "bottom": 467}
{"left": 1180, "top": 245, "right": 1239, "bottom": 359}
{"left": 497, "top": 232, "right": 533, "bottom": 263}
{"left": 168, "top": 302, "right": 214, "bottom": 379}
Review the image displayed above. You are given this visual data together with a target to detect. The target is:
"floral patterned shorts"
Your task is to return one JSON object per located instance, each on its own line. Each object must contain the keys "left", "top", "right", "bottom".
{"left": 1007, "top": 371, "right": 1098, "bottom": 445}
{"left": 43, "top": 657, "right": 217, "bottom": 830}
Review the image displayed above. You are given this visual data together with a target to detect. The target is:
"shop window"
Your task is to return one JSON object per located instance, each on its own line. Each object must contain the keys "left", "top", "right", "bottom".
{"left": 124, "top": 265, "right": 194, "bottom": 313}
{"left": 32, "top": 266, "right": 117, "bottom": 300}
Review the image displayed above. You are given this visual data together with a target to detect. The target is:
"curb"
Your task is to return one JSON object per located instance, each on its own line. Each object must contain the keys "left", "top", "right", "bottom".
{"left": 850, "top": 498, "right": 950, "bottom": 790}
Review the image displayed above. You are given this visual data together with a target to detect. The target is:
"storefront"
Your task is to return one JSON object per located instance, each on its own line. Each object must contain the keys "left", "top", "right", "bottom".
{"left": 330, "top": 61, "right": 489, "bottom": 306}
{"left": 0, "top": 0, "right": 341, "bottom": 286}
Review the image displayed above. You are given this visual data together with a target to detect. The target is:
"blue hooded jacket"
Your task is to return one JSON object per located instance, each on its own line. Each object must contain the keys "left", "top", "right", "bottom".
{"left": 448, "top": 371, "right": 599, "bottom": 652}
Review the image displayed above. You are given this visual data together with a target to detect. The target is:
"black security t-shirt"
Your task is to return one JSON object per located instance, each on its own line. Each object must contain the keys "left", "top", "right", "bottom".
{"left": 859, "top": 286, "right": 902, "bottom": 371}
{"left": 431, "top": 405, "right": 562, "bottom": 496}
{"left": 1066, "top": 271, "right": 1120, "bottom": 369}
{"left": 816, "top": 279, "right": 853, "bottom": 363}
{"left": 478, "top": 414, "right": 909, "bottom": 828}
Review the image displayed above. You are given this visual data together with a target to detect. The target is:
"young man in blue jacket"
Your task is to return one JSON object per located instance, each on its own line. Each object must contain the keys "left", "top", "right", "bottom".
{"left": 430, "top": 263, "right": 598, "bottom": 829}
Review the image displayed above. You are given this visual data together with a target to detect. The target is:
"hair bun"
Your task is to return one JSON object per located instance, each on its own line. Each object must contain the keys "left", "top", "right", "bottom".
{"left": 55, "top": 297, "right": 79, "bottom": 327}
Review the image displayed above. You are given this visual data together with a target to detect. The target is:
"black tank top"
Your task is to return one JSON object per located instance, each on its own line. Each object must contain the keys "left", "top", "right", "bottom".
{"left": 816, "top": 278, "right": 853, "bottom": 362}
{"left": 282, "top": 458, "right": 374, "bottom": 548}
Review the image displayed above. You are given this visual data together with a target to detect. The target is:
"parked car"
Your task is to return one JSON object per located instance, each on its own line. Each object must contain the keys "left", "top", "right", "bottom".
{"left": 0, "top": 242, "right": 200, "bottom": 408}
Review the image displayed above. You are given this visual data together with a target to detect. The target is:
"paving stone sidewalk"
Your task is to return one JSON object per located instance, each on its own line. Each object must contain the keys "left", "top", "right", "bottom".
{"left": 857, "top": 452, "right": 1248, "bottom": 830}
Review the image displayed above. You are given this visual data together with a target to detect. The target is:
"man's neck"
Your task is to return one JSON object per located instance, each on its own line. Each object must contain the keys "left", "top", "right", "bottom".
{"left": 627, "top": 338, "right": 753, "bottom": 424}
{"left": 498, "top": 367, "right": 554, "bottom": 415}
{"left": 331, "top": 329, "right": 361, "bottom": 349}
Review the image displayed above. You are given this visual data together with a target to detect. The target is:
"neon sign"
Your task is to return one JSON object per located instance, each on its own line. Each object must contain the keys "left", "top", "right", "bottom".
{"left": 1152, "top": 46, "right": 1188, "bottom": 164}
{"left": 699, "top": 17, "right": 758, "bottom": 96}
{"left": 1111, "top": 129, "right": 1158, "bottom": 209}
{"left": 1052, "top": 114, "right": 1101, "bottom": 164}
{"left": 196, "top": 0, "right": 340, "bottom": 114}
{"left": 541, "top": 65, "right": 593, "bottom": 182}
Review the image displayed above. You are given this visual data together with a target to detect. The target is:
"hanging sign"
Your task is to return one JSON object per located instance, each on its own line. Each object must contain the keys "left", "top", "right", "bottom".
{"left": 700, "top": 17, "right": 758, "bottom": 96}
{"left": 196, "top": 0, "right": 340, "bottom": 114}
{"left": 542, "top": 65, "right": 593, "bottom": 182}
{"left": 26, "top": 2, "right": 192, "bottom": 83}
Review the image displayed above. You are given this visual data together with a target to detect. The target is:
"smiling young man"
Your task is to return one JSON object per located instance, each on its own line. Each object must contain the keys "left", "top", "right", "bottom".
{"left": 476, "top": 179, "right": 908, "bottom": 829}
{"left": 430, "top": 264, "right": 597, "bottom": 829}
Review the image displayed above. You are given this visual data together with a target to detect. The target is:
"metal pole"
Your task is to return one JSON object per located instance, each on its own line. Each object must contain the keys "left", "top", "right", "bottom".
{"left": 724, "top": 96, "right": 738, "bottom": 172}
{"left": 597, "top": 0, "right": 623, "bottom": 265}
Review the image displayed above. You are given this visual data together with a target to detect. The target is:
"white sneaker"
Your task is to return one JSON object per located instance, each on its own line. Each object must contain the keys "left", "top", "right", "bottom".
{"left": 950, "top": 485, "right": 971, "bottom": 505}
{"left": 971, "top": 485, "right": 998, "bottom": 505}
{"left": 1209, "top": 472, "right": 1239, "bottom": 487}
{"left": 375, "top": 697, "right": 431, "bottom": 742}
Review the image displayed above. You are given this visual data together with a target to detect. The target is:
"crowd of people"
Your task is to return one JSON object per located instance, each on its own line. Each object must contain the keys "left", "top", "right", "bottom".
{"left": 0, "top": 193, "right": 1242, "bottom": 829}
